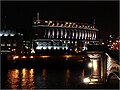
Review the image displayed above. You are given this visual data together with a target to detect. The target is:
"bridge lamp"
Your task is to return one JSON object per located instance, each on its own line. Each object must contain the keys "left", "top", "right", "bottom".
{"left": 13, "top": 55, "right": 19, "bottom": 60}
{"left": 83, "top": 77, "right": 90, "bottom": 83}
{"left": 88, "top": 62, "right": 92, "bottom": 68}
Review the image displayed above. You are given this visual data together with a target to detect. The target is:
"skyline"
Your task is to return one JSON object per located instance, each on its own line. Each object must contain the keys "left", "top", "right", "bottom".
{"left": 1, "top": 1, "right": 119, "bottom": 39}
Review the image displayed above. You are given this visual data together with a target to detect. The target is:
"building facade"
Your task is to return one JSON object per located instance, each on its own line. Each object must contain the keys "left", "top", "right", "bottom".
{"left": 31, "top": 13, "right": 99, "bottom": 54}
{"left": 0, "top": 30, "right": 23, "bottom": 55}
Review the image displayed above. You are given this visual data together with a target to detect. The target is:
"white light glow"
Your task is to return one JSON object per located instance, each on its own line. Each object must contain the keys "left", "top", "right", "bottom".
{"left": 102, "top": 43, "right": 104, "bottom": 45}
{"left": 88, "top": 62, "right": 92, "bottom": 68}
{"left": 10, "top": 34, "right": 14, "bottom": 36}
{"left": 48, "top": 46, "right": 52, "bottom": 50}
{"left": 4, "top": 34, "right": 8, "bottom": 36}
{"left": 0, "top": 34, "right": 2, "bottom": 36}
{"left": 43, "top": 47, "right": 47, "bottom": 50}
{"left": 93, "top": 60, "right": 97, "bottom": 71}
{"left": 83, "top": 77, "right": 90, "bottom": 83}
{"left": 36, "top": 46, "right": 42, "bottom": 50}
{"left": 54, "top": 47, "right": 57, "bottom": 50}
{"left": 57, "top": 47, "right": 60, "bottom": 50}
{"left": 66, "top": 47, "right": 68, "bottom": 50}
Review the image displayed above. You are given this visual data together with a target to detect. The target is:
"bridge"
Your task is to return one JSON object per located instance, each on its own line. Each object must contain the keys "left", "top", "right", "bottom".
{"left": 84, "top": 49, "right": 120, "bottom": 85}
{"left": 106, "top": 53, "right": 120, "bottom": 82}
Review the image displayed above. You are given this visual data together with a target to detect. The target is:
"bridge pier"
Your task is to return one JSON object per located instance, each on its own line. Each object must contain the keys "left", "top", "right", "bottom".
{"left": 87, "top": 51, "right": 107, "bottom": 84}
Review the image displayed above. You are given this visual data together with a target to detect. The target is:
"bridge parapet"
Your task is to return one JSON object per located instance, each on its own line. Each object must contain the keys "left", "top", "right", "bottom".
{"left": 106, "top": 53, "right": 120, "bottom": 76}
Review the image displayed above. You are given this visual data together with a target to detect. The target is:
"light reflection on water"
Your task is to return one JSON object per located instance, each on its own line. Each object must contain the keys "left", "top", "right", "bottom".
{"left": 5, "top": 68, "right": 85, "bottom": 89}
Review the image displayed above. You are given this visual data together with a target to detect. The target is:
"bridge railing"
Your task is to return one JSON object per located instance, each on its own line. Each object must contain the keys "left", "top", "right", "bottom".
{"left": 105, "top": 53, "right": 120, "bottom": 78}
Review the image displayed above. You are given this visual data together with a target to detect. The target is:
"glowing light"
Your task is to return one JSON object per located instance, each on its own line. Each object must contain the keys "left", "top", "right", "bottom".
{"left": 91, "top": 79, "right": 98, "bottom": 82}
{"left": 116, "top": 40, "right": 118, "bottom": 42}
{"left": 49, "top": 21, "right": 52, "bottom": 23}
{"left": 22, "top": 56, "right": 26, "bottom": 59}
{"left": 75, "top": 41, "right": 77, "bottom": 43}
{"left": 64, "top": 55, "right": 72, "bottom": 58}
{"left": 65, "top": 47, "right": 68, "bottom": 50}
{"left": 45, "top": 21, "right": 48, "bottom": 23}
{"left": 29, "top": 69, "right": 34, "bottom": 76}
{"left": 22, "top": 68, "right": 26, "bottom": 77}
{"left": 31, "top": 48, "right": 35, "bottom": 53}
{"left": 102, "top": 43, "right": 104, "bottom": 45}
{"left": 83, "top": 77, "right": 90, "bottom": 83}
{"left": 66, "top": 22, "right": 68, "bottom": 24}
{"left": 109, "top": 40, "right": 112, "bottom": 42}
{"left": 13, "top": 56, "right": 19, "bottom": 60}
{"left": 4, "top": 34, "right": 8, "bottom": 36}
{"left": 93, "top": 60, "right": 97, "bottom": 71}
{"left": 0, "top": 34, "right": 2, "bottom": 36}
{"left": 54, "top": 47, "right": 57, "bottom": 50}
{"left": 41, "top": 56, "right": 50, "bottom": 58}
{"left": 10, "top": 34, "right": 14, "bottom": 36}
{"left": 37, "top": 21, "right": 40, "bottom": 23}
{"left": 34, "top": 22, "right": 36, "bottom": 24}
{"left": 48, "top": 46, "right": 52, "bottom": 50}
{"left": 36, "top": 46, "right": 42, "bottom": 50}
{"left": 57, "top": 47, "right": 60, "bottom": 50}
{"left": 30, "top": 56, "right": 34, "bottom": 58}
{"left": 88, "top": 62, "right": 92, "bottom": 68}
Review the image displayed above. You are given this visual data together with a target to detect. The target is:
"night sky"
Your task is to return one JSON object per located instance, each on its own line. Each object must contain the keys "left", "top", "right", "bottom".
{"left": 1, "top": 1, "right": 119, "bottom": 39}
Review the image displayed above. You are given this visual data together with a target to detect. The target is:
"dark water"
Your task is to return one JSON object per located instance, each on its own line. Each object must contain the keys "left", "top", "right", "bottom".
{"left": 2, "top": 67, "right": 86, "bottom": 89}
{"left": 1, "top": 55, "right": 91, "bottom": 89}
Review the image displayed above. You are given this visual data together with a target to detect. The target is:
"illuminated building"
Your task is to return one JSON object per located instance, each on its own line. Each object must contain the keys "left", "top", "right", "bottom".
{"left": 110, "top": 36, "right": 120, "bottom": 50}
{"left": 0, "top": 29, "right": 23, "bottom": 55}
{"left": 107, "top": 35, "right": 119, "bottom": 50}
{"left": 31, "top": 12, "right": 99, "bottom": 54}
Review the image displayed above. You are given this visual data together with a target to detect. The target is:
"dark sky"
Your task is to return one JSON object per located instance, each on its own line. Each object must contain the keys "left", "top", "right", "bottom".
{"left": 1, "top": 1, "right": 119, "bottom": 39}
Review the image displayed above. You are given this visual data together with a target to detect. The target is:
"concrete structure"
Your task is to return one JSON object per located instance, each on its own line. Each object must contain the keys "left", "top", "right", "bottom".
{"left": 86, "top": 51, "right": 107, "bottom": 84}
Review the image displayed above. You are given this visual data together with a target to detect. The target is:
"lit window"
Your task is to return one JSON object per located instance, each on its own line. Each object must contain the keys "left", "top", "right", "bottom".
{"left": 7, "top": 44, "right": 11, "bottom": 46}
{"left": 13, "top": 43, "right": 17, "bottom": 46}
{"left": 1, "top": 44, "right": 5, "bottom": 46}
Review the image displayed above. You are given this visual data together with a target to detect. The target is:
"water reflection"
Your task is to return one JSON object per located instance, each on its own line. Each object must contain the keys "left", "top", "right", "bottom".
{"left": 7, "top": 69, "right": 19, "bottom": 89}
{"left": 6, "top": 68, "right": 85, "bottom": 89}
{"left": 65, "top": 69, "right": 70, "bottom": 87}
{"left": 42, "top": 69, "right": 47, "bottom": 81}
{"left": 7, "top": 68, "right": 35, "bottom": 89}
{"left": 21, "top": 68, "right": 35, "bottom": 89}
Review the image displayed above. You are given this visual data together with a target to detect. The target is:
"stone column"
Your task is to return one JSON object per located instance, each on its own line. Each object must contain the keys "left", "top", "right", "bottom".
{"left": 87, "top": 51, "right": 107, "bottom": 84}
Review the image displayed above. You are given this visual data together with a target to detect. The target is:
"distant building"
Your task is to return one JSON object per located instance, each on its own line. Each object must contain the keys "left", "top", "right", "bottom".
{"left": 31, "top": 13, "right": 99, "bottom": 54}
{"left": 107, "top": 34, "right": 118, "bottom": 48}
{"left": 0, "top": 29, "right": 23, "bottom": 55}
{"left": 110, "top": 36, "right": 120, "bottom": 50}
